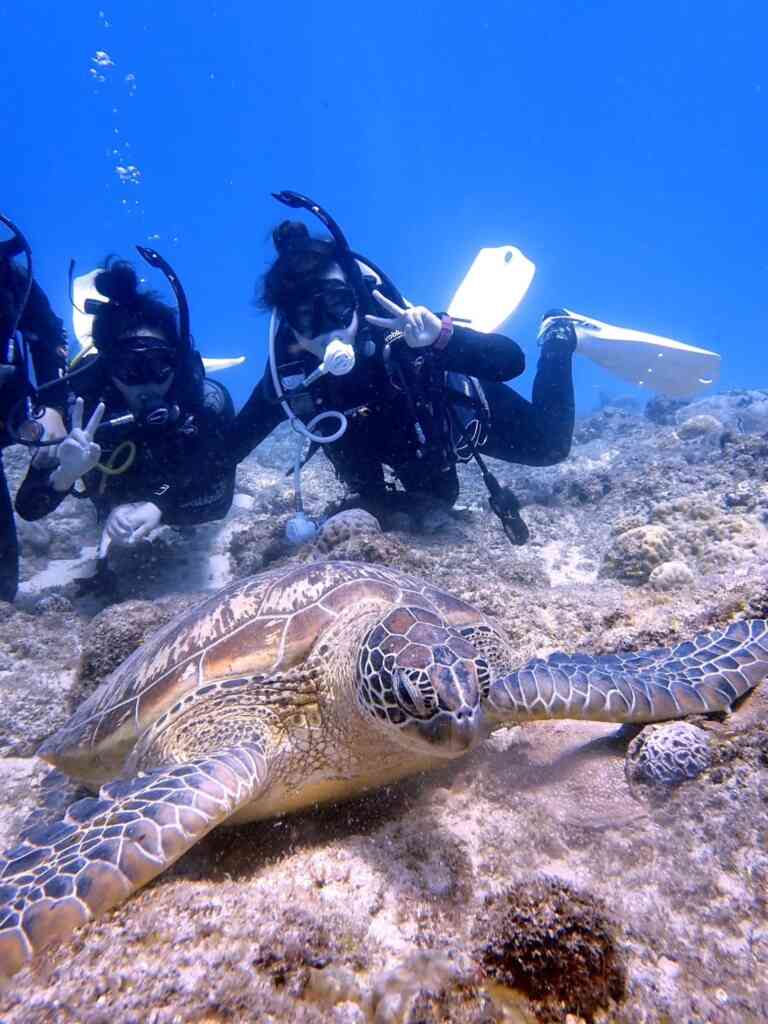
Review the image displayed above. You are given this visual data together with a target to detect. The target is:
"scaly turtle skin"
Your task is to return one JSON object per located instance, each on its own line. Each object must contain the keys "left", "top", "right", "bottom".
{"left": 2, "top": 560, "right": 767, "bottom": 983}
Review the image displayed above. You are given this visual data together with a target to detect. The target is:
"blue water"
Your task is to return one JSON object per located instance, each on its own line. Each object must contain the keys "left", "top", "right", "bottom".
{"left": 2, "top": 1, "right": 766, "bottom": 412}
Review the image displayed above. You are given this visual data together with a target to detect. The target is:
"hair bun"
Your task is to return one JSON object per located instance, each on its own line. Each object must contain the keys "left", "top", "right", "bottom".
{"left": 94, "top": 260, "right": 139, "bottom": 305}
{"left": 272, "top": 220, "right": 310, "bottom": 254}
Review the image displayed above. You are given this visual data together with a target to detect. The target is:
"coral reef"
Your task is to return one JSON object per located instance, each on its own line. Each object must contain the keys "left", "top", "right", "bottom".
{"left": 626, "top": 722, "right": 712, "bottom": 796}
{"left": 649, "top": 559, "right": 694, "bottom": 591}
{"left": 676, "top": 413, "right": 724, "bottom": 440}
{"left": 600, "top": 524, "right": 675, "bottom": 583}
{"left": 3, "top": 391, "right": 768, "bottom": 1021}
{"left": 649, "top": 492, "right": 766, "bottom": 574}
{"left": 74, "top": 594, "right": 201, "bottom": 705}
{"left": 645, "top": 394, "right": 690, "bottom": 426}
{"left": 475, "top": 877, "right": 626, "bottom": 1022}
{"left": 314, "top": 509, "right": 382, "bottom": 553}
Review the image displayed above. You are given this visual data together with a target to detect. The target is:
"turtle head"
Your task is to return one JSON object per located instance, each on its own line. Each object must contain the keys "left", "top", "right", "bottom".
{"left": 357, "top": 605, "right": 488, "bottom": 758}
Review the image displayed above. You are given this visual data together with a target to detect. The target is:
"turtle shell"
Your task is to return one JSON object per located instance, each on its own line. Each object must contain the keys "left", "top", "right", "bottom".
{"left": 38, "top": 562, "right": 488, "bottom": 779}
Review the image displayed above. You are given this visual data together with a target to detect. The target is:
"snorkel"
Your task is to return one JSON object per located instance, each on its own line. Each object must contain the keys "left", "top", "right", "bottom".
{"left": 268, "top": 191, "right": 367, "bottom": 542}
{"left": 271, "top": 191, "right": 366, "bottom": 381}
{"left": 0, "top": 212, "right": 50, "bottom": 445}
{"left": 7, "top": 246, "right": 193, "bottom": 448}
{"left": 0, "top": 212, "right": 33, "bottom": 347}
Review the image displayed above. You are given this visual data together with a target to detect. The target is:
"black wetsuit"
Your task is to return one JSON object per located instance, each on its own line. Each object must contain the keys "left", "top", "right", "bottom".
{"left": 0, "top": 272, "right": 67, "bottom": 602}
{"left": 230, "top": 313, "right": 575, "bottom": 513}
{"left": 15, "top": 361, "right": 237, "bottom": 530}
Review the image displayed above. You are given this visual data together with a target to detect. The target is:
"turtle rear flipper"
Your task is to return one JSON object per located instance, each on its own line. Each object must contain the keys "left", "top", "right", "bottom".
{"left": 487, "top": 618, "right": 768, "bottom": 725}
{"left": 0, "top": 745, "right": 268, "bottom": 984}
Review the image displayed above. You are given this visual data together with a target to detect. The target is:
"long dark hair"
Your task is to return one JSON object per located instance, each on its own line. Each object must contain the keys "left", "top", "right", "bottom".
{"left": 92, "top": 258, "right": 204, "bottom": 411}
{"left": 260, "top": 220, "right": 340, "bottom": 312}
{"left": 92, "top": 258, "right": 180, "bottom": 355}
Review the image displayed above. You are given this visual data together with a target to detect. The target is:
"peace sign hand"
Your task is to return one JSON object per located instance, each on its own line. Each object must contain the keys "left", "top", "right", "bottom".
{"left": 49, "top": 397, "right": 106, "bottom": 493}
{"left": 365, "top": 290, "right": 442, "bottom": 349}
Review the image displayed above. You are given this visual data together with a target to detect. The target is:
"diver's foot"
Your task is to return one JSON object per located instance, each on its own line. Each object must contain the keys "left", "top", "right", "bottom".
{"left": 538, "top": 309, "right": 577, "bottom": 354}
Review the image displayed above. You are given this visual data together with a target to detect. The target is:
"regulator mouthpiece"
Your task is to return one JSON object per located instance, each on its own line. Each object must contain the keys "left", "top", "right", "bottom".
{"left": 303, "top": 337, "right": 356, "bottom": 387}
{"left": 285, "top": 511, "right": 318, "bottom": 546}
{"left": 323, "top": 337, "right": 356, "bottom": 376}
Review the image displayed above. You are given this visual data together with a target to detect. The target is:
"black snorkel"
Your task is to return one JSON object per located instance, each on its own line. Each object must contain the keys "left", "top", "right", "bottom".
{"left": 8, "top": 246, "right": 194, "bottom": 448}
{"left": 272, "top": 191, "right": 410, "bottom": 342}
{"left": 0, "top": 212, "right": 33, "bottom": 347}
{"left": 1, "top": 212, "right": 44, "bottom": 445}
{"left": 136, "top": 245, "right": 191, "bottom": 352}
{"left": 272, "top": 191, "right": 378, "bottom": 317}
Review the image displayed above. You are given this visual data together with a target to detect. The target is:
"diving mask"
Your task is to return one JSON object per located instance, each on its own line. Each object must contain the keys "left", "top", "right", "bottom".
{"left": 110, "top": 338, "right": 178, "bottom": 386}
{"left": 285, "top": 280, "right": 357, "bottom": 339}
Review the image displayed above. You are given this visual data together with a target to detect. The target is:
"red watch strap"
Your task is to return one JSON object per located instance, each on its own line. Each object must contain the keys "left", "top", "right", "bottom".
{"left": 433, "top": 314, "right": 454, "bottom": 350}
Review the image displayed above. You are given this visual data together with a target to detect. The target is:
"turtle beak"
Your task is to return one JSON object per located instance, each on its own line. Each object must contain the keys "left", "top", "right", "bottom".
{"left": 416, "top": 705, "right": 486, "bottom": 756}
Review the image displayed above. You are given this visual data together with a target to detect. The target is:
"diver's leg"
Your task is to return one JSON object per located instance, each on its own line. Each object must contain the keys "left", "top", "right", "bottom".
{"left": 0, "top": 456, "right": 19, "bottom": 603}
{"left": 396, "top": 461, "right": 460, "bottom": 508}
{"left": 482, "top": 323, "right": 576, "bottom": 467}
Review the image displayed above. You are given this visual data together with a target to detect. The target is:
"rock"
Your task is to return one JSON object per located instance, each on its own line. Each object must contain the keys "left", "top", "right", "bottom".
{"left": 626, "top": 722, "right": 712, "bottom": 792}
{"left": 645, "top": 395, "right": 690, "bottom": 426}
{"left": 16, "top": 519, "right": 52, "bottom": 555}
{"left": 649, "top": 559, "right": 694, "bottom": 591}
{"left": 600, "top": 524, "right": 675, "bottom": 583}
{"left": 678, "top": 390, "right": 768, "bottom": 434}
{"left": 676, "top": 414, "right": 724, "bottom": 440}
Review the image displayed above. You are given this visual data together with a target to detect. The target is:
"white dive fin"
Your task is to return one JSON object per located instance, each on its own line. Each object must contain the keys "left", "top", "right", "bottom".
{"left": 447, "top": 245, "right": 536, "bottom": 333}
{"left": 547, "top": 309, "right": 721, "bottom": 398}
{"left": 201, "top": 356, "right": 246, "bottom": 373}
{"left": 71, "top": 268, "right": 107, "bottom": 357}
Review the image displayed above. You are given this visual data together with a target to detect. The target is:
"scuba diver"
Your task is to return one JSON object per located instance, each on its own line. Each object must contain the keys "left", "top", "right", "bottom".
{"left": 0, "top": 213, "right": 68, "bottom": 602}
{"left": 14, "top": 253, "right": 236, "bottom": 563}
{"left": 230, "top": 191, "right": 577, "bottom": 544}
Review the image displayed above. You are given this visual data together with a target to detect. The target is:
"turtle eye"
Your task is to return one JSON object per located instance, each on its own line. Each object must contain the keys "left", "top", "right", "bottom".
{"left": 394, "top": 671, "right": 435, "bottom": 719}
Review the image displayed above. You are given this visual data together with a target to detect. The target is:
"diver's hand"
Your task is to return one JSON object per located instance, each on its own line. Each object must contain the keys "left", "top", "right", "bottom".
{"left": 49, "top": 398, "right": 105, "bottom": 492}
{"left": 365, "top": 290, "right": 442, "bottom": 348}
{"left": 31, "top": 407, "right": 68, "bottom": 468}
{"left": 104, "top": 501, "right": 162, "bottom": 546}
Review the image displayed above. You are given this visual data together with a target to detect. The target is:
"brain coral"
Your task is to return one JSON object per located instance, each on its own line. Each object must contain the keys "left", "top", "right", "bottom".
{"left": 676, "top": 414, "right": 724, "bottom": 440}
{"left": 600, "top": 525, "right": 675, "bottom": 583}
{"left": 649, "top": 559, "right": 695, "bottom": 591}
{"left": 626, "top": 722, "right": 712, "bottom": 791}
{"left": 315, "top": 509, "right": 382, "bottom": 553}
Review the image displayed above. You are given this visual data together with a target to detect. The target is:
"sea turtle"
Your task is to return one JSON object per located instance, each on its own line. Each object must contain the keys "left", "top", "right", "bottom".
{"left": 2, "top": 560, "right": 767, "bottom": 983}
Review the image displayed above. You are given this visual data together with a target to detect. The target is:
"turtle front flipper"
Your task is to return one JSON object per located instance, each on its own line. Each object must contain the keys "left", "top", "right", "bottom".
{"left": 0, "top": 745, "right": 268, "bottom": 984}
{"left": 487, "top": 618, "right": 768, "bottom": 725}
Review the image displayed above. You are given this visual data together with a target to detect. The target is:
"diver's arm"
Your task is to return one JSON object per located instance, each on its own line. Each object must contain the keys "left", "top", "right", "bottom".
{"left": 14, "top": 464, "right": 71, "bottom": 521}
{"left": 156, "top": 466, "right": 235, "bottom": 526}
{"left": 152, "top": 380, "right": 237, "bottom": 527}
{"left": 227, "top": 364, "right": 286, "bottom": 464}
{"left": 434, "top": 325, "right": 525, "bottom": 383}
{"left": 365, "top": 290, "right": 525, "bottom": 383}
